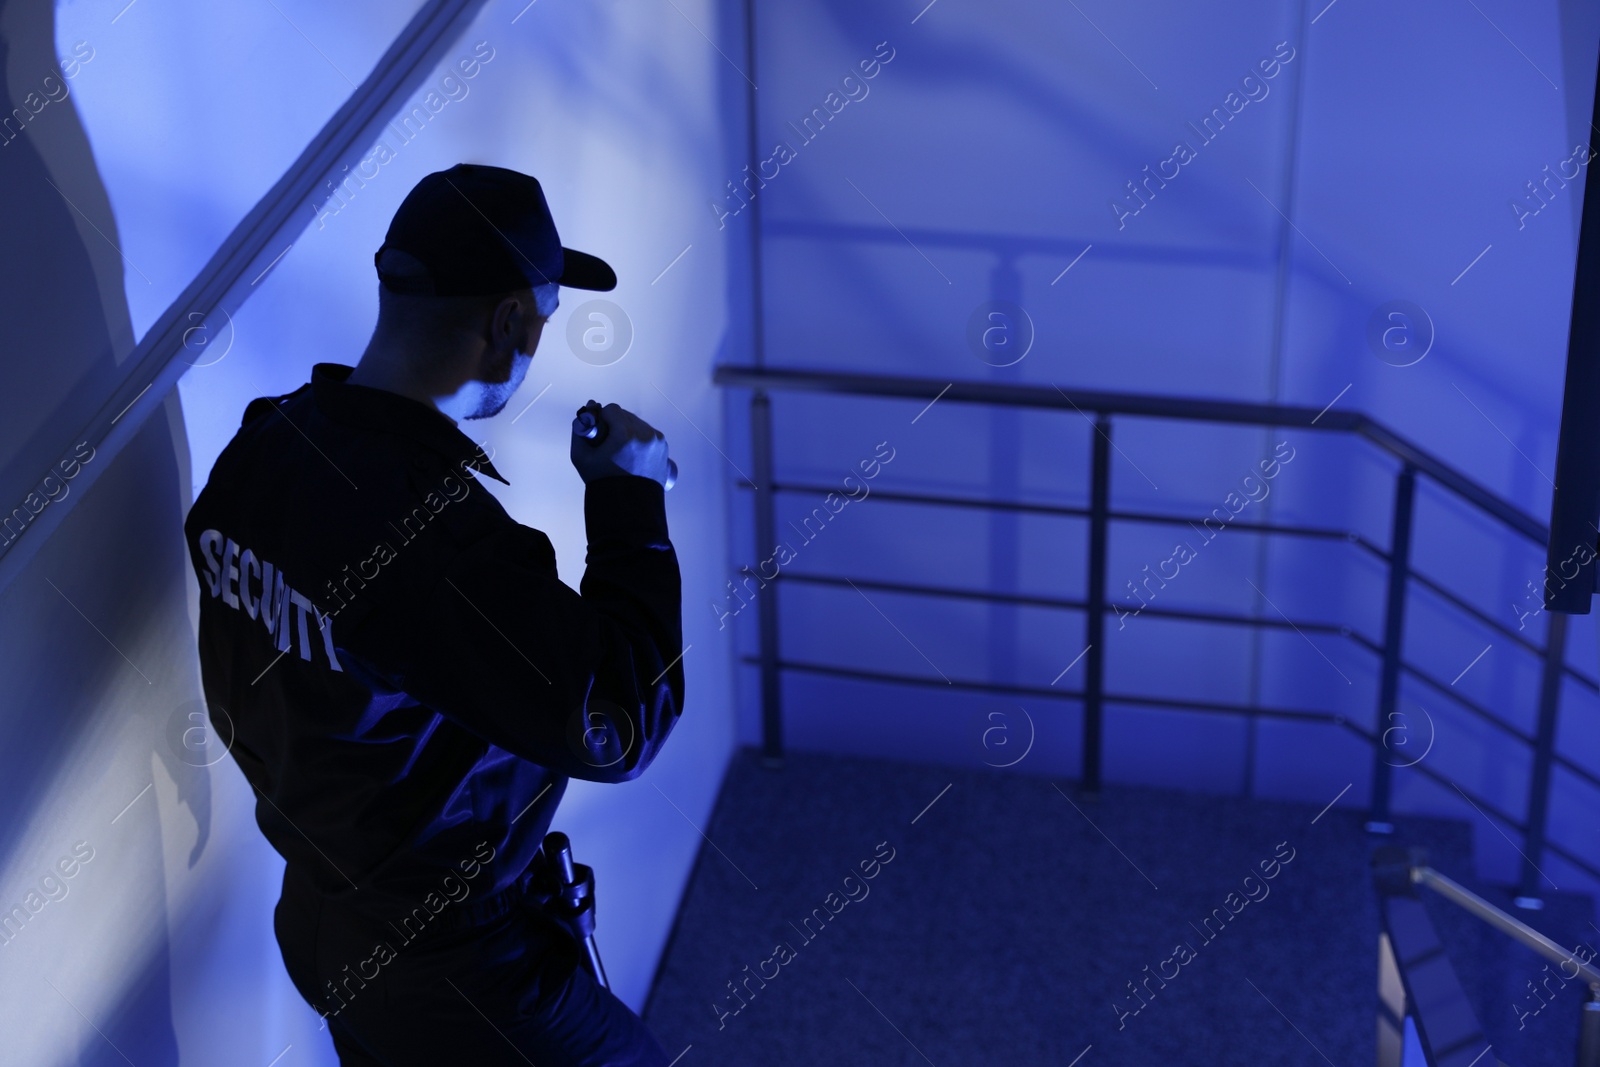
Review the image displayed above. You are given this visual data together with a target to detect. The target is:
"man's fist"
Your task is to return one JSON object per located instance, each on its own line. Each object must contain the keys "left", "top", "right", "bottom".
{"left": 570, "top": 402, "right": 673, "bottom": 488}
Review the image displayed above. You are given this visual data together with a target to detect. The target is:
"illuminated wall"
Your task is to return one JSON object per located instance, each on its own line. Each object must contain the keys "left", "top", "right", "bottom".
{"left": 0, "top": 0, "right": 745, "bottom": 1061}
{"left": 727, "top": 0, "right": 1600, "bottom": 899}
{"left": 2, "top": 0, "right": 1597, "bottom": 1062}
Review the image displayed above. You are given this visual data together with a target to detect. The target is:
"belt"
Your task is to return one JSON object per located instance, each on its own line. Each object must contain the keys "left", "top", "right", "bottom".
{"left": 417, "top": 863, "right": 545, "bottom": 935}
{"left": 392, "top": 860, "right": 568, "bottom": 941}
{"left": 284, "top": 856, "right": 554, "bottom": 942}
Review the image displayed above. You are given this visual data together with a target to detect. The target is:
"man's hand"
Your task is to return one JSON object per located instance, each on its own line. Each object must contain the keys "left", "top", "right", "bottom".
{"left": 570, "top": 402, "right": 673, "bottom": 488}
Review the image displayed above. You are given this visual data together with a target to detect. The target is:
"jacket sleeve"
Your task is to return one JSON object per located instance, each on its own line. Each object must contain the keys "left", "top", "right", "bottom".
{"left": 350, "top": 475, "right": 684, "bottom": 783}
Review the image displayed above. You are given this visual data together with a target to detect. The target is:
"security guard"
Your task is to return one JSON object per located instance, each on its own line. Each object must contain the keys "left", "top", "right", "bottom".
{"left": 183, "top": 164, "right": 683, "bottom": 1065}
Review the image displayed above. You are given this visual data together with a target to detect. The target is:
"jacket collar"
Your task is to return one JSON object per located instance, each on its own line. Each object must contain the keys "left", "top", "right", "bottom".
{"left": 309, "top": 363, "right": 509, "bottom": 484}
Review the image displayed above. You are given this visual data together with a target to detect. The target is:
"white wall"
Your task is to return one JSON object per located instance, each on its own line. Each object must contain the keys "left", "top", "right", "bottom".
{"left": 5, "top": 1, "right": 1597, "bottom": 1060}
{"left": 0, "top": 0, "right": 747, "bottom": 1061}
{"left": 728, "top": 0, "right": 1600, "bottom": 897}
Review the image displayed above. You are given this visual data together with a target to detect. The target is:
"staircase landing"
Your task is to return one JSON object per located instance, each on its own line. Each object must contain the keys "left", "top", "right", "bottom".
{"left": 644, "top": 747, "right": 1596, "bottom": 1066}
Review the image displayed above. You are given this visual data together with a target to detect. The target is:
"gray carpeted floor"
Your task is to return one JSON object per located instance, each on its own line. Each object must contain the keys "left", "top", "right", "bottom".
{"left": 643, "top": 747, "right": 1596, "bottom": 1066}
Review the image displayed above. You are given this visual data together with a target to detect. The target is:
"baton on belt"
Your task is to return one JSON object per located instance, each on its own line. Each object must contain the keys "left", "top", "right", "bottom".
{"left": 572, "top": 399, "right": 677, "bottom": 491}
{"left": 537, "top": 831, "right": 609, "bottom": 990}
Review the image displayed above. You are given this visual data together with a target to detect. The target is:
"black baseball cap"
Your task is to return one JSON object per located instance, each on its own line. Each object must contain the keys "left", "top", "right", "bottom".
{"left": 374, "top": 163, "right": 617, "bottom": 296}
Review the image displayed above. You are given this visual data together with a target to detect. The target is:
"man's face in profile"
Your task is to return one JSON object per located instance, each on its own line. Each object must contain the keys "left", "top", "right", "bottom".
{"left": 466, "top": 282, "right": 559, "bottom": 420}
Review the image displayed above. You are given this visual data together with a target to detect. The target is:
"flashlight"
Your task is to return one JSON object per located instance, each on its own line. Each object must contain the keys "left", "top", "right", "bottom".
{"left": 541, "top": 831, "right": 609, "bottom": 989}
{"left": 572, "top": 400, "right": 677, "bottom": 491}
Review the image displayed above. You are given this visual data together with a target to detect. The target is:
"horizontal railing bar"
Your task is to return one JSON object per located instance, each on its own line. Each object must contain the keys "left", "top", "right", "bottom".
{"left": 749, "top": 480, "right": 1378, "bottom": 545}
{"left": 743, "top": 654, "right": 1351, "bottom": 726}
{"left": 738, "top": 655, "right": 1084, "bottom": 701}
{"left": 775, "top": 571, "right": 1355, "bottom": 636}
{"left": 1390, "top": 648, "right": 1600, "bottom": 793}
{"left": 751, "top": 481, "right": 1598, "bottom": 698}
{"left": 715, "top": 364, "right": 1355, "bottom": 427}
{"left": 745, "top": 474, "right": 1594, "bottom": 692}
{"left": 1538, "top": 833, "right": 1600, "bottom": 885}
{"left": 1143, "top": 700, "right": 1566, "bottom": 850}
{"left": 1103, "top": 692, "right": 1349, "bottom": 724}
{"left": 745, "top": 651, "right": 1600, "bottom": 881}
{"left": 1557, "top": 665, "right": 1596, "bottom": 696}
{"left": 757, "top": 481, "right": 1091, "bottom": 519}
{"left": 1408, "top": 570, "right": 1600, "bottom": 695}
{"left": 771, "top": 570, "right": 1586, "bottom": 758}
{"left": 713, "top": 365, "right": 1548, "bottom": 545}
{"left": 1263, "top": 716, "right": 1558, "bottom": 864}
{"left": 1108, "top": 508, "right": 1367, "bottom": 546}
{"left": 778, "top": 570, "right": 1385, "bottom": 649}
{"left": 1554, "top": 751, "right": 1600, "bottom": 796}
{"left": 1179, "top": 711, "right": 1600, "bottom": 883}
{"left": 747, "top": 484, "right": 1597, "bottom": 694}
{"left": 745, "top": 472, "right": 1593, "bottom": 693}
{"left": 1408, "top": 570, "right": 1547, "bottom": 660}
{"left": 1113, "top": 603, "right": 1349, "bottom": 636}
{"left": 1398, "top": 663, "right": 1536, "bottom": 747}
{"left": 1517, "top": 837, "right": 1599, "bottom": 886}
{"left": 1358, "top": 424, "right": 1546, "bottom": 546}
{"left": 743, "top": 480, "right": 1600, "bottom": 772}
{"left": 768, "top": 576, "right": 1600, "bottom": 819}
{"left": 779, "top": 572, "right": 1086, "bottom": 612}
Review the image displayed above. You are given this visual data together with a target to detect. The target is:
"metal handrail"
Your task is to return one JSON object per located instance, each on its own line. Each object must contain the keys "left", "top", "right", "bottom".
{"left": 1415, "top": 866, "right": 1600, "bottom": 989}
{"left": 712, "top": 366, "right": 1549, "bottom": 542}
{"left": 1373, "top": 846, "right": 1600, "bottom": 1067}
{"left": 715, "top": 364, "right": 1594, "bottom": 901}
{"left": 0, "top": 0, "right": 496, "bottom": 596}
{"left": 754, "top": 471, "right": 1600, "bottom": 694}
{"left": 755, "top": 476, "right": 1600, "bottom": 703}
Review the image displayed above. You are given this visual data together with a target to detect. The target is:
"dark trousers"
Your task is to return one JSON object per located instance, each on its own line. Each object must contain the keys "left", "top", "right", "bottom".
{"left": 274, "top": 868, "right": 670, "bottom": 1066}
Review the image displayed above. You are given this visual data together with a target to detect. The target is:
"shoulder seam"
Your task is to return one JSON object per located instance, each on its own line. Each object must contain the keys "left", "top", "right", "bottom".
{"left": 240, "top": 382, "right": 312, "bottom": 428}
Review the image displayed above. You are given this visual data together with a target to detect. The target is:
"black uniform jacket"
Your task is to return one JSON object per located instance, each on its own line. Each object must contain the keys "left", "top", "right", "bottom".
{"left": 182, "top": 362, "right": 684, "bottom": 915}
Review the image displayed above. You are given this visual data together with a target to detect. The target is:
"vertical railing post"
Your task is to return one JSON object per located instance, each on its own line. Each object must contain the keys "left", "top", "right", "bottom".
{"left": 1373, "top": 846, "right": 1416, "bottom": 1067}
{"left": 1368, "top": 465, "right": 1416, "bottom": 833}
{"left": 1579, "top": 993, "right": 1600, "bottom": 1067}
{"left": 1082, "top": 415, "right": 1111, "bottom": 796}
{"left": 1374, "top": 930, "right": 1407, "bottom": 1067}
{"left": 1517, "top": 610, "right": 1568, "bottom": 907}
{"left": 751, "top": 390, "right": 783, "bottom": 766}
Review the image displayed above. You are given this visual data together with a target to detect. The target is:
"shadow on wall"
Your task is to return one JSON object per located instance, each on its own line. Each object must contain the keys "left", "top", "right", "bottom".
{"left": 0, "top": 0, "right": 209, "bottom": 1062}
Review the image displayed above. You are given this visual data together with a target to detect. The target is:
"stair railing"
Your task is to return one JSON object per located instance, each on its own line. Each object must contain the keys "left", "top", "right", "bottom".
{"left": 714, "top": 365, "right": 1600, "bottom": 899}
{"left": 1372, "top": 845, "right": 1600, "bottom": 1067}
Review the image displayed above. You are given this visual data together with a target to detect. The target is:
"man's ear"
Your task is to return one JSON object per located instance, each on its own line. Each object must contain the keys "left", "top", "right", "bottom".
{"left": 490, "top": 292, "right": 523, "bottom": 345}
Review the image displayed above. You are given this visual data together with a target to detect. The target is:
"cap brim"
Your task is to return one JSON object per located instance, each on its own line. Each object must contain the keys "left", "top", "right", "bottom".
{"left": 558, "top": 248, "right": 617, "bottom": 291}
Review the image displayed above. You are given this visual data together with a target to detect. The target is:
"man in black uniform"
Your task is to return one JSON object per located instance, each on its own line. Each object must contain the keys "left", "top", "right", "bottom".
{"left": 183, "top": 164, "right": 683, "bottom": 1065}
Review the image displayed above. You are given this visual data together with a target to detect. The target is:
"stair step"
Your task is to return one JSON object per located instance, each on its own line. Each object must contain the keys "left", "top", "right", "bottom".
{"left": 645, "top": 746, "right": 1596, "bottom": 1066}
